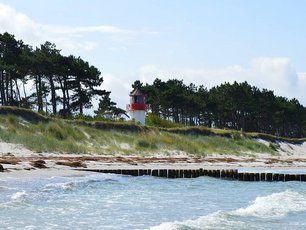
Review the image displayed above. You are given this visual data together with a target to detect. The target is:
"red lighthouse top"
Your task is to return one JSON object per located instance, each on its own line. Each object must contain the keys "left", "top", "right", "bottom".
{"left": 127, "top": 88, "right": 148, "bottom": 111}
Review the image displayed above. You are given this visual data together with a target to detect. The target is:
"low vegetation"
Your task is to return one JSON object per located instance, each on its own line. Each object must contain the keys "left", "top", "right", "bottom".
{"left": 1, "top": 107, "right": 303, "bottom": 157}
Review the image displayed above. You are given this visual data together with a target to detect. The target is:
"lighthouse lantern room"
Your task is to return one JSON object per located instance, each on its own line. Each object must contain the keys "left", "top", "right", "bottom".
{"left": 127, "top": 88, "right": 148, "bottom": 124}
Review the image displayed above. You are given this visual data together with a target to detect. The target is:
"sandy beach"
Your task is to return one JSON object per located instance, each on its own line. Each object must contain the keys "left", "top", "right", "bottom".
{"left": 1, "top": 139, "right": 306, "bottom": 178}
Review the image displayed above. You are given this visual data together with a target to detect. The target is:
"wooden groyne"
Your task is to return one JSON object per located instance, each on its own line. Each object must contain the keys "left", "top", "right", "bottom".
{"left": 79, "top": 168, "right": 306, "bottom": 182}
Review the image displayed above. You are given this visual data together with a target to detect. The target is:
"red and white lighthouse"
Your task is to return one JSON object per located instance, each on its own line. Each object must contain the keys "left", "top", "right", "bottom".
{"left": 127, "top": 88, "right": 148, "bottom": 124}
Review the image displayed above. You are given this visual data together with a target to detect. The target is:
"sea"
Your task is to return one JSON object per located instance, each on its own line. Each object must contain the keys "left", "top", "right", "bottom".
{"left": 1, "top": 172, "right": 306, "bottom": 230}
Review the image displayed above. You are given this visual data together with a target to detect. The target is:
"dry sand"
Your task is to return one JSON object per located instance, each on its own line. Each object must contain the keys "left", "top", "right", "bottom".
{"left": 1, "top": 140, "right": 306, "bottom": 177}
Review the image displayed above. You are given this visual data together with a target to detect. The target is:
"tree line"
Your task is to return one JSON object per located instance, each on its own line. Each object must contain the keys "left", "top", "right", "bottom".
{"left": 133, "top": 79, "right": 306, "bottom": 138}
{"left": 2, "top": 32, "right": 306, "bottom": 137}
{"left": 0, "top": 32, "right": 124, "bottom": 117}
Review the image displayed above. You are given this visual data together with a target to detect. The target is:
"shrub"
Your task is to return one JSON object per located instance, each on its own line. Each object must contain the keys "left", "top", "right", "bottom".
{"left": 269, "top": 142, "right": 279, "bottom": 151}
{"left": 136, "top": 139, "right": 157, "bottom": 149}
{"left": 47, "top": 123, "right": 67, "bottom": 140}
{"left": 7, "top": 125, "right": 17, "bottom": 133}
{"left": 7, "top": 115, "right": 17, "bottom": 125}
{"left": 145, "top": 114, "right": 183, "bottom": 128}
{"left": 65, "top": 125, "right": 85, "bottom": 140}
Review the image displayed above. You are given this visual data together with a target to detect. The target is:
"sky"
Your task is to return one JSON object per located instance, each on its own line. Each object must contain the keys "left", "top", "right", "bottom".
{"left": 0, "top": 0, "right": 306, "bottom": 110}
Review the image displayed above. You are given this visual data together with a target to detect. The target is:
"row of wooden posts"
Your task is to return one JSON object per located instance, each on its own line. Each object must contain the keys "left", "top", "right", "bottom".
{"left": 81, "top": 168, "right": 306, "bottom": 182}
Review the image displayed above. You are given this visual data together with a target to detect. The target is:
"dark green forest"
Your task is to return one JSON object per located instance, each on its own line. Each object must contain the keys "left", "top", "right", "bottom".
{"left": 133, "top": 79, "right": 306, "bottom": 138}
{"left": 1, "top": 32, "right": 306, "bottom": 138}
{"left": 0, "top": 32, "right": 125, "bottom": 117}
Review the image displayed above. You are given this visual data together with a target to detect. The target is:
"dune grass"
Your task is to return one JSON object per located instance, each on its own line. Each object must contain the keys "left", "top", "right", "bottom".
{"left": 0, "top": 108, "right": 288, "bottom": 156}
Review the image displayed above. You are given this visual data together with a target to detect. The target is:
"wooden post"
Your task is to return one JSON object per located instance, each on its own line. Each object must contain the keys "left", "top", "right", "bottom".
{"left": 249, "top": 173, "right": 255, "bottom": 181}
{"left": 152, "top": 169, "right": 158, "bottom": 177}
{"left": 220, "top": 170, "right": 226, "bottom": 178}
{"left": 272, "top": 173, "right": 279, "bottom": 181}
{"left": 266, "top": 173, "right": 272, "bottom": 181}
{"left": 168, "top": 170, "right": 175, "bottom": 178}
{"left": 233, "top": 170, "right": 239, "bottom": 180}
{"left": 290, "top": 174, "right": 296, "bottom": 181}
{"left": 179, "top": 170, "right": 184, "bottom": 178}
{"left": 296, "top": 175, "right": 301, "bottom": 181}
{"left": 238, "top": 173, "right": 244, "bottom": 181}
{"left": 185, "top": 170, "right": 192, "bottom": 178}
{"left": 243, "top": 173, "right": 250, "bottom": 181}
{"left": 260, "top": 173, "right": 265, "bottom": 181}
{"left": 199, "top": 168, "right": 204, "bottom": 176}
{"left": 284, "top": 174, "right": 290, "bottom": 181}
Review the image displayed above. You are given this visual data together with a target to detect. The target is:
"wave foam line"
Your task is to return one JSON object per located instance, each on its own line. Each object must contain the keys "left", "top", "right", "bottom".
{"left": 150, "top": 190, "right": 306, "bottom": 230}
{"left": 234, "top": 190, "right": 306, "bottom": 218}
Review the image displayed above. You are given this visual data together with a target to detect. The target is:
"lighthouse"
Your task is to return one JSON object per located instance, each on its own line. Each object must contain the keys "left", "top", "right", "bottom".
{"left": 127, "top": 88, "right": 148, "bottom": 124}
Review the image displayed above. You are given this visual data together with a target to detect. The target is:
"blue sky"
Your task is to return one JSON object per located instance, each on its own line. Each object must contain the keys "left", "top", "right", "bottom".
{"left": 1, "top": 0, "right": 306, "bottom": 109}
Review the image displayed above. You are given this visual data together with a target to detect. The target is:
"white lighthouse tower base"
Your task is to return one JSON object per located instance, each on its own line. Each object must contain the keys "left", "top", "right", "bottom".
{"left": 129, "top": 110, "right": 146, "bottom": 125}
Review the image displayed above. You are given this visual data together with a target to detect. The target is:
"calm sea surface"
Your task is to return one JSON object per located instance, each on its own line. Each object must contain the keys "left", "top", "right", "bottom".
{"left": 1, "top": 172, "right": 306, "bottom": 229}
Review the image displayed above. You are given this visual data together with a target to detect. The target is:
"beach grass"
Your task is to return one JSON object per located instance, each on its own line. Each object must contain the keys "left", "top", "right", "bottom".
{"left": 0, "top": 107, "right": 299, "bottom": 156}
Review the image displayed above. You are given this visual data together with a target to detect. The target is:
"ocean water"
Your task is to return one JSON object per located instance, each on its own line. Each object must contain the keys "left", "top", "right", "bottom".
{"left": 1, "top": 173, "right": 306, "bottom": 230}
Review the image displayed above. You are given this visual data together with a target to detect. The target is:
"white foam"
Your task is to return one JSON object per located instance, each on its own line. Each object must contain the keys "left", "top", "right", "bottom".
{"left": 11, "top": 191, "right": 27, "bottom": 202}
{"left": 234, "top": 190, "right": 306, "bottom": 218}
{"left": 150, "top": 190, "right": 306, "bottom": 230}
{"left": 44, "top": 182, "right": 76, "bottom": 191}
{"left": 150, "top": 222, "right": 178, "bottom": 230}
{"left": 150, "top": 211, "right": 243, "bottom": 230}
{"left": 43, "top": 174, "right": 123, "bottom": 192}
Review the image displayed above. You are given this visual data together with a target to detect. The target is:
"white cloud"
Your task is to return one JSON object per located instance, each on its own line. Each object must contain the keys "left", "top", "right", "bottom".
{"left": 101, "top": 73, "right": 132, "bottom": 109}
{"left": 249, "top": 57, "right": 298, "bottom": 95}
{"left": 135, "top": 57, "right": 306, "bottom": 106}
{"left": 0, "top": 3, "right": 138, "bottom": 52}
{"left": 0, "top": 3, "right": 41, "bottom": 44}
{"left": 297, "top": 72, "right": 306, "bottom": 99}
{"left": 1, "top": 3, "right": 305, "bottom": 108}
{"left": 108, "top": 46, "right": 128, "bottom": 52}
{"left": 44, "top": 25, "right": 134, "bottom": 35}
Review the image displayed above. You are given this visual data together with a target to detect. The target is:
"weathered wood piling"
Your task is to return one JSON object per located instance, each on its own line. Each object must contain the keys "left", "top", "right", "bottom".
{"left": 78, "top": 168, "right": 306, "bottom": 182}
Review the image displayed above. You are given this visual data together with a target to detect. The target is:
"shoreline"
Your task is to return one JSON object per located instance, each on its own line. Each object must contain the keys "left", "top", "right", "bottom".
{"left": 1, "top": 153, "right": 306, "bottom": 178}
{"left": 1, "top": 140, "right": 306, "bottom": 178}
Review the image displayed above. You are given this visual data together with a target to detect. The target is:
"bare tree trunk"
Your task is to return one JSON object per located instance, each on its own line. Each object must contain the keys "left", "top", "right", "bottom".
{"left": 5, "top": 72, "right": 9, "bottom": 105}
{"left": 65, "top": 78, "right": 70, "bottom": 111}
{"left": 36, "top": 75, "right": 43, "bottom": 112}
{"left": 22, "top": 79, "right": 27, "bottom": 98}
{"left": 14, "top": 78, "right": 21, "bottom": 102}
{"left": 49, "top": 76, "right": 57, "bottom": 114}
{"left": 9, "top": 72, "right": 13, "bottom": 102}
{"left": 58, "top": 76, "right": 66, "bottom": 110}
{"left": 0, "top": 71, "right": 6, "bottom": 105}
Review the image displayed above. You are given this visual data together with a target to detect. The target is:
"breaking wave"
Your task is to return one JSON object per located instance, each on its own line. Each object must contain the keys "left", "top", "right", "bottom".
{"left": 44, "top": 181, "right": 77, "bottom": 191}
{"left": 234, "top": 190, "right": 306, "bottom": 218}
{"left": 11, "top": 191, "right": 27, "bottom": 202}
{"left": 43, "top": 174, "right": 124, "bottom": 192}
{"left": 150, "top": 190, "right": 306, "bottom": 230}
